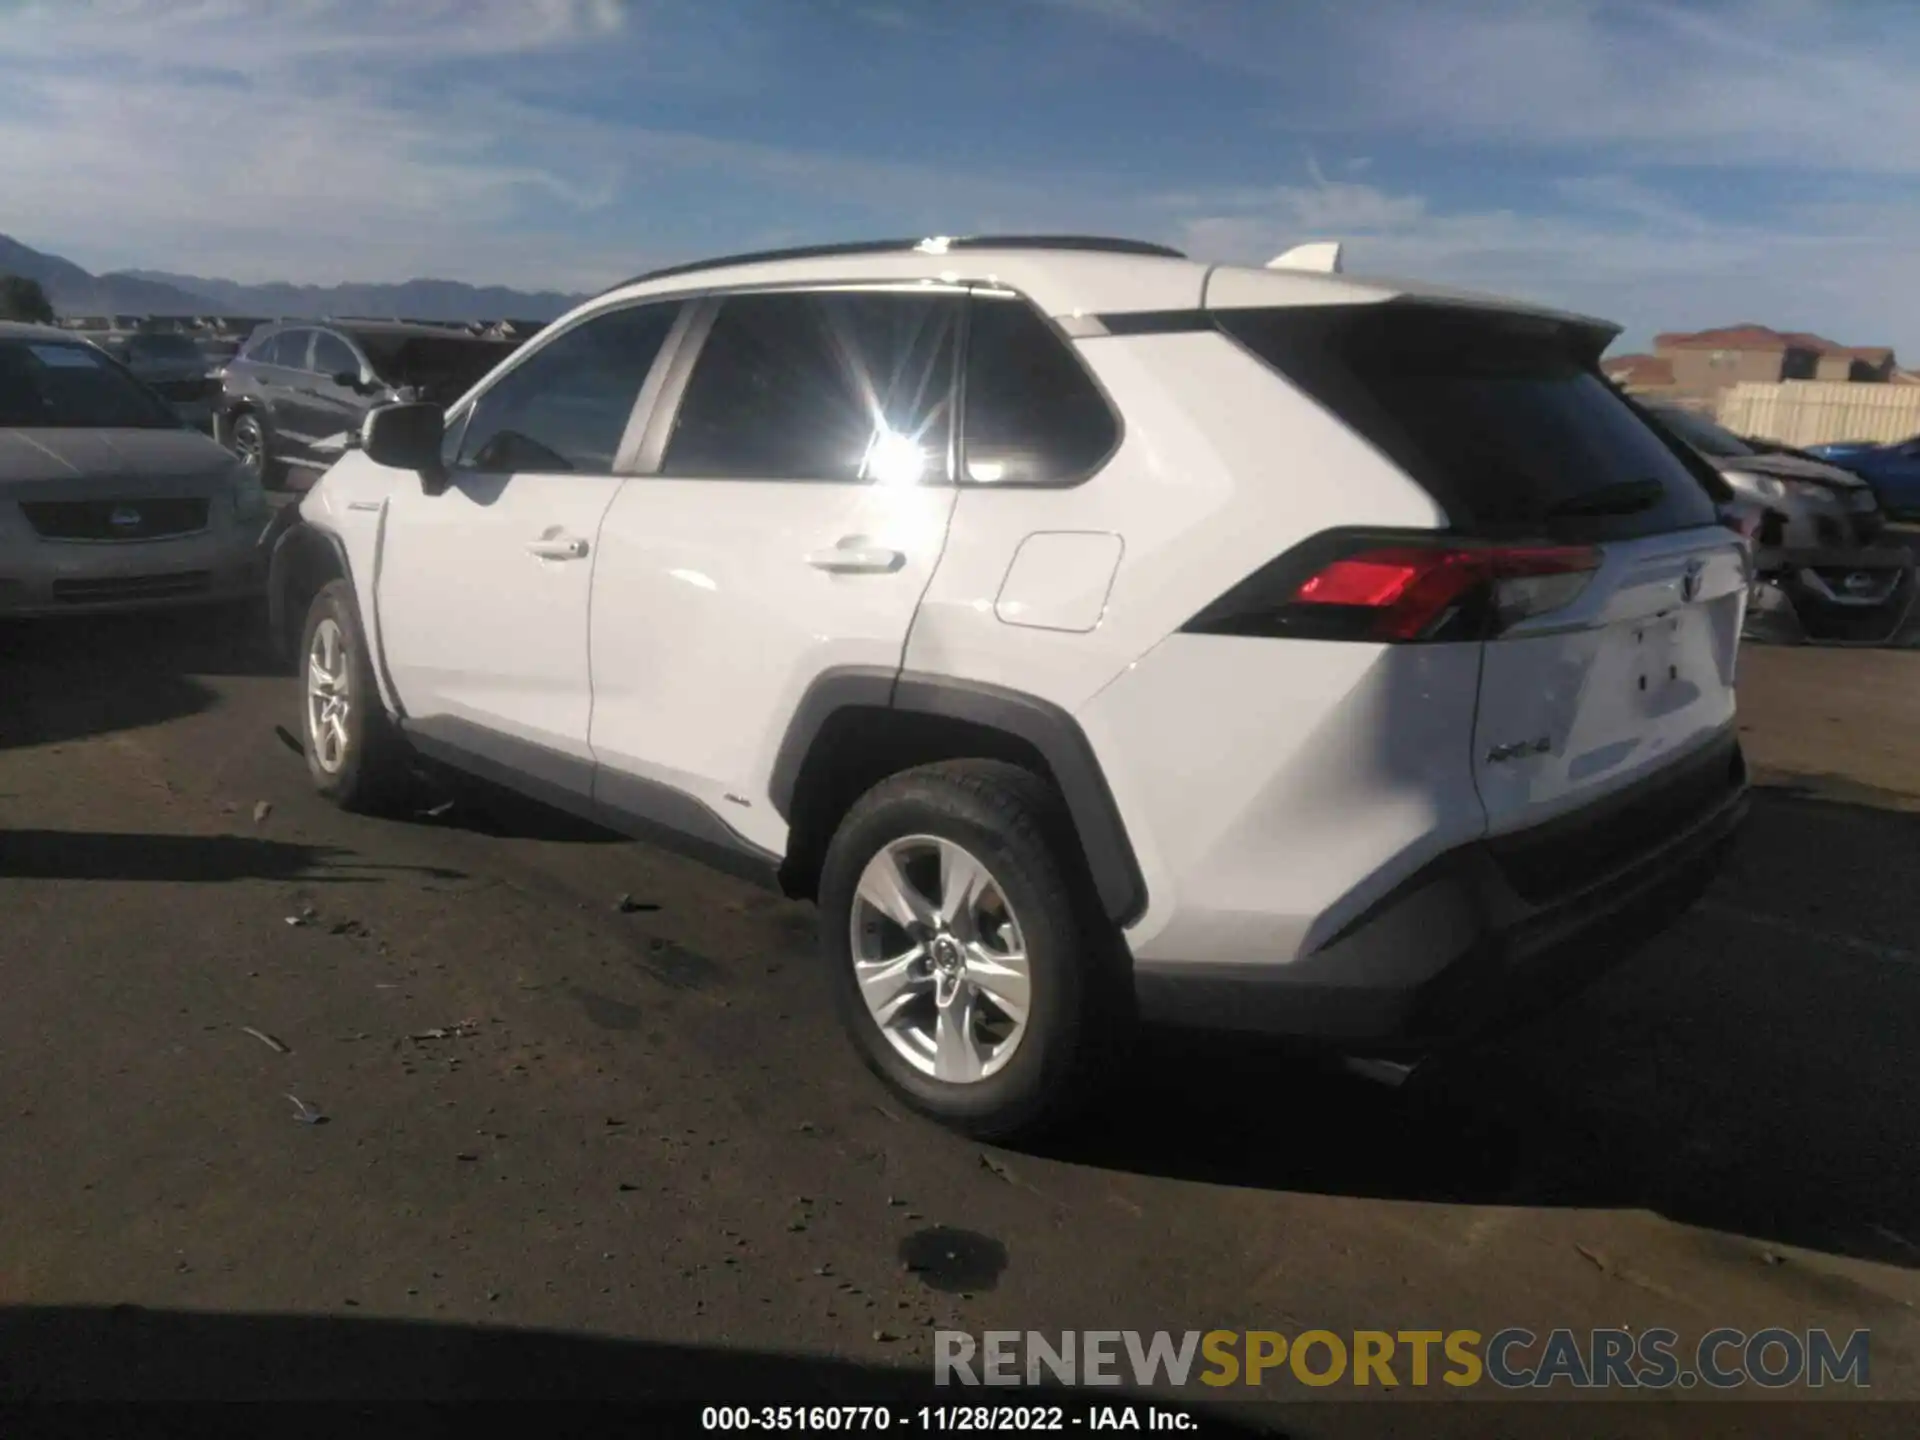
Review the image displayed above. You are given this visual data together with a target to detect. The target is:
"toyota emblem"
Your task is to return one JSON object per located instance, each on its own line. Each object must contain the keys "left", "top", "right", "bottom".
{"left": 107, "top": 504, "right": 142, "bottom": 532}
{"left": 1843, "top": 571, "right": 1876, "bottom": 594}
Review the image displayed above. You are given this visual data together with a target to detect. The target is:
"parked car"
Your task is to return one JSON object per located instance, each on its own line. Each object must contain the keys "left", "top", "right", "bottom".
{"left": 97, "top": 328, "right": 221, "bottom": 430}
{"left": 266, "top": 235, "right": 1749, "bottom": 1137}
{"left": 1643, "top": 402, "right": 1915, "bottom": 645}
{"left": 215, "top": 320, "right": 520, "bottom": 489}
{"left": 1803, "top": 436, "right": 1920, "bottom": 520}
{"left": 0, "top": 321, "right": 274, "bottom": 615}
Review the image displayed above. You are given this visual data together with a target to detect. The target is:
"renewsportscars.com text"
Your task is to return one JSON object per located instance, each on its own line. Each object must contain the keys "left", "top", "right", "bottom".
{"left": 934, "top": 1328, "right": 1870, "bottom": 1391}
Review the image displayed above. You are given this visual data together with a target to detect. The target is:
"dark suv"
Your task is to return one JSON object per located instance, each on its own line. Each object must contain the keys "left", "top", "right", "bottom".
{"left": 216, "top": 320, "right": 520, "bottom": 487}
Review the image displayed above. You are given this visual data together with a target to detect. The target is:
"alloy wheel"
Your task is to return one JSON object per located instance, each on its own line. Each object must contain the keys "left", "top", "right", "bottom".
{"left": 849, "top": 835, "right": 1032, "bottom": 1083}
{"left": 306, "top": 616, "right": 352, "bottom": 774}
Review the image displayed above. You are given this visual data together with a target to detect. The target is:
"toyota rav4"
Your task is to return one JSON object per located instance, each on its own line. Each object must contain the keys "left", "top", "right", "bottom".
{"left": 266, "top": 235, "right": 1750, "bottom": 1138}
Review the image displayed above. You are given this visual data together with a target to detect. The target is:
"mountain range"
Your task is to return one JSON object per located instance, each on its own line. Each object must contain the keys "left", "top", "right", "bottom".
{"left": 0, "top": 232, "right": 590, "bottom": 322}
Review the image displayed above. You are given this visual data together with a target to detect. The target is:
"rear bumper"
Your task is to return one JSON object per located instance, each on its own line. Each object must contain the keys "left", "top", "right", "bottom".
{"left": 1134, "top": 732, "right": 1749, "bottom": 1050}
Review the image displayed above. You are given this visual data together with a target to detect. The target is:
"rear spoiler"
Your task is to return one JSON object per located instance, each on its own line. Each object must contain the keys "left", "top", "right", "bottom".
{"left": 1266, "top": 242, "right": 1343, "bottom": 274}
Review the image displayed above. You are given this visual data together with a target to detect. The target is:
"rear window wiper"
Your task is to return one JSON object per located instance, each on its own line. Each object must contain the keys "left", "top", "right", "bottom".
{"left": 1544, "top": 477, "right": 1666, "bottom": 518}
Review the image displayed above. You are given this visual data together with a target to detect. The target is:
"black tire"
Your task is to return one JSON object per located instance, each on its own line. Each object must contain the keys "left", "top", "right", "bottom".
{"left": 818, "top": 760, "right": 1129, "bottom": 1141}
{"left": 298, "top": 579, "right": 411, "bottom": 814}
{"left": 230, "top": 411, "right": 283, "bottom": 490}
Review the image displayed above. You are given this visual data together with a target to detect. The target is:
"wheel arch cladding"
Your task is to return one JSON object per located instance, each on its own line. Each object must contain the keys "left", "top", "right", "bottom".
{"left": 770, "top": 668, "right": 1148, "bottom": 926}
{"left": 268, "top": 521, "right": 351, "bottom": 663}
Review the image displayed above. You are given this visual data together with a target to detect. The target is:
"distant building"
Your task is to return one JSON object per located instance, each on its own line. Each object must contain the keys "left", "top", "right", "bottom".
{"left": 1601, "top": 353, "right": 1676, "bottom": 396}
{"left": 1649, "top": 324, "right": 1897, "bottom": 401}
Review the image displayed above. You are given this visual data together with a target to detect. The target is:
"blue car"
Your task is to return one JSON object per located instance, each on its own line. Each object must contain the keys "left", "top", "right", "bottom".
{"left": 1804, "top": 436, "right": 1920, "bottom": 519}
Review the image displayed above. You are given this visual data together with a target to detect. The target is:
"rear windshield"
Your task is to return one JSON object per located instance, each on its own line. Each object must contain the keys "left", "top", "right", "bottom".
{"left": 351, "top": 333, "right": 514, "bottom": 403}
{"left": 1218, "top": 304, "right": 1724, "bottom": 540}
{"left": 1644, "top": 404, "right": 1755, "bottom": 459}
{"left": 0, "top": 339, "right": 181, "bottom": 429}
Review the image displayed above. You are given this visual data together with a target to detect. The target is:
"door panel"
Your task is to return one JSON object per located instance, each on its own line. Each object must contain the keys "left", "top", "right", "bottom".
{"left": 587, "top": 287, "right": 965, "bottom": 853}
{"left": 262, "top": 329, "right": 318, "bottom": 461}
{"left": 589, "top": 479, "right": 958, "bottom": 850}
{"left": 378, "top": 470, "right": 626, "bottom": 759}
{"left": 372, "top": 301, "right": 684, "bottom": 760}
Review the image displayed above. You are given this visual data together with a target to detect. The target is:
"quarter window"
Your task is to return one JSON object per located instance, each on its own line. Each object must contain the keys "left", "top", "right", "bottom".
{"left": 961, "top": 295, "right": 1117, "bottom": 485}
{"left": 661, "top": 290, "right": 960, "bottom": 484}
{"left": 457, "top": 302, "right": 679, "bottom": 476}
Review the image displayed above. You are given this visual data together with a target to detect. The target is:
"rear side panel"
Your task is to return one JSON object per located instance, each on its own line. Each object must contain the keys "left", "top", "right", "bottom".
{"left": 904, "top": 324, "right": 1448, "bottom": 711}
{"left": 1078, "top": 635, "right": 1487, "bottom": 969}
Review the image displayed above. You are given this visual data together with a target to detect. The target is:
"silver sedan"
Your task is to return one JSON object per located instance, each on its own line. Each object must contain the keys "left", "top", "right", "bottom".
{"left": 0, "top": 322, "right": 277, "bottom": 616}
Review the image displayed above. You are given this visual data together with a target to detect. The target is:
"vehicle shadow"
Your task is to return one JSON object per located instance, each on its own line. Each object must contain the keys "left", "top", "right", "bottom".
{"left": 0, "top": 1305, "right": 1258, "bottom": 1429}
{"left": 0, "top": 605, "right": 277, "bottom": 751}
{"left": 1044, "top": 786, "right": 1920, "bottom": 1272}
{"left": 0, "top": 830, "right": 463, "bottom": 884}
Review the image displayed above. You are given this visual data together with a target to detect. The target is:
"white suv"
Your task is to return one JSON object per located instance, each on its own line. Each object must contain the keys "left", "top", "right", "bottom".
{"left": 268, "top": 236, "right": 1750, "bottom": 1138}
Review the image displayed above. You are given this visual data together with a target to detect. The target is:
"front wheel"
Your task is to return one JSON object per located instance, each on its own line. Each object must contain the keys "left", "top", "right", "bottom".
{"left": 818, "top": 760, "right": 1127, "bottom": 1141}
{"left": 229, "top": 412, "right": 283, "bottom": 490}
{"left": 299, "top": 579, "right": 411, "bottom": 813}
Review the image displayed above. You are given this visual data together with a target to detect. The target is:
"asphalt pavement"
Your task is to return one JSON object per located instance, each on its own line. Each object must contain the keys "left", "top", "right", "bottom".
{"left": 4, "top": 606, "right": 1920, "bottom": 1432}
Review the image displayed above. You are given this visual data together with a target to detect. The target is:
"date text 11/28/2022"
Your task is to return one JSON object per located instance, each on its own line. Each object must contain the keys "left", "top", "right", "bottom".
{"left": 701, "top": 1405, "right": 1197, "bottom": 1432}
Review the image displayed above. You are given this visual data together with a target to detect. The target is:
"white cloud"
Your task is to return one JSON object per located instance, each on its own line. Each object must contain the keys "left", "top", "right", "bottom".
{"left": 0, "top": 0, "right": 1072, "bottom": 289}
{"left": 1169, "top": 173, "right": 1920, "bottom": 355}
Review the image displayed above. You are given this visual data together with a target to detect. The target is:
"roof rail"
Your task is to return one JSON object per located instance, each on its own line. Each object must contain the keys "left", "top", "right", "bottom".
{"left": 602, "top": 234, "right": 1187, "bottom": 295}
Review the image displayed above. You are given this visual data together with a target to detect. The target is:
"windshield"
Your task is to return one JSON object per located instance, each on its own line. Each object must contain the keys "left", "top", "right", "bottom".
{"left": 353, "top": 333, "right": 514, "bottom": 403}
{"left": 124, "top": 333, "right": 203, "bottom": 362}
{"left": 1647, "top": 405, "right": 1756, "bottom": 458}
{"left": 0, "top": 339, "right": 183, "bottom": 429}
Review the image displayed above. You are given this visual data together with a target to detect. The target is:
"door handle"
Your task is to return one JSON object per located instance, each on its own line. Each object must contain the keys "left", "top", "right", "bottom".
{"left": 526, "top": 536, "right": 589, "bottom": 560}
{"left": 806, "top": 542, "right": 905, "bottom": 574}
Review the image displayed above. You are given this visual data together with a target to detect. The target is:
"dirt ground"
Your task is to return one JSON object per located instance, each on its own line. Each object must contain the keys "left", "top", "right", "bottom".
{"left": 3, "top": 605, "right": 1919, "bottom": 1435}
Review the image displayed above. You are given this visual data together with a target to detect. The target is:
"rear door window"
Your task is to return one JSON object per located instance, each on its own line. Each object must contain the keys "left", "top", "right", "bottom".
{"left": 268, "top": 330, "right": 314, "bottom": 371}
{"left": 661, "top": 290, "right": 960, "bottom": 484}
{"left": 1218, "top": 304, "right": 1723, "bottom": 541}
{"left": 961, "top": 294, "right": 1116, "bottom": 485}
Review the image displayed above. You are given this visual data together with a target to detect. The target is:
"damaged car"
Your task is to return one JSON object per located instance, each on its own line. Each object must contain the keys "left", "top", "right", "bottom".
{"left": 215, "top": 321, "right": 520, "bottom": 489}
{"left": 1644, "top": 401, "right": 1915, "bottom": 646}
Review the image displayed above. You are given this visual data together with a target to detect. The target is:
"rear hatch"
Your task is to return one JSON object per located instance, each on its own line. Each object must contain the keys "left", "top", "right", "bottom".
{"left": 1216, "top": 301, "right": 1747, "bottom": 874}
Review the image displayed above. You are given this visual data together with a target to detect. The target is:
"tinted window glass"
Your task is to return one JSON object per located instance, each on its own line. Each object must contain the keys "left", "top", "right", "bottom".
{"left": 311, "top": 331, "right": 359, "bottom": 380}
{"left": 458, "top": 303, "right": 678, "bottom": 475}
{"left": 0, "top": 340, "right": 181, "bottom": 429}
{"left": 1219, "top": 305, "right": 1722, "bottom": 541}
{"left": 662, "top": 291, "right": 959, "bottom": 483}
{"left": 962, "top": 296, "right": 1116, "bottom": 485}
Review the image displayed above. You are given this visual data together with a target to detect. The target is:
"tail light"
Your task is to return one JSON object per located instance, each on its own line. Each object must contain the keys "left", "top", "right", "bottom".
{"left": 1183, "top": 532, "right": 1603, "bottom": 644}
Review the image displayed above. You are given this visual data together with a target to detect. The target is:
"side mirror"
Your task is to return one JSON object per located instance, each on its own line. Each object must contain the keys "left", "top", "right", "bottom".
{"left": 331, "top": 369, "right": 361, "bottom": 390}
{"left": 360, "top": 402, "right": 448, "bottom": 493}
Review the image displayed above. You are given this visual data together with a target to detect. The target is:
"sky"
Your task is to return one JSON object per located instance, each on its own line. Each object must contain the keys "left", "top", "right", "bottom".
{"left": 2, "top": 0, "right": 1918, "bottom": 355}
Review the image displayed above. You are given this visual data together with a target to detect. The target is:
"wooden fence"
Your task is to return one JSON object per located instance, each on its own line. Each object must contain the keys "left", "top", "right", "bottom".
{"left": 1717, "top": 381, "right": 1920, "bottom": 447}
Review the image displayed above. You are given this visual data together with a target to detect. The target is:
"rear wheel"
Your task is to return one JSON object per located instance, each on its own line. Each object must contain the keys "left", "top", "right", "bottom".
{"left": 818, "top": 760, "right": 1126, "bottom": 1140}
{"left": 299, "top": 579, "right": 410, "bottom": 813}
